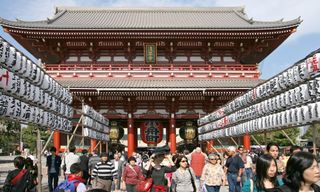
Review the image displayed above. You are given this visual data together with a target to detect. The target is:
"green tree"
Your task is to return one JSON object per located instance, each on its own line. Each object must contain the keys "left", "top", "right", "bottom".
{"left": 251, "top": 127, "right": 300, "bottom": 146}
{"left": 22, "top": 124, "right": 51, "bottom": 153}
{"left": 0, "top": 117, "right": 21, "bottom": 155}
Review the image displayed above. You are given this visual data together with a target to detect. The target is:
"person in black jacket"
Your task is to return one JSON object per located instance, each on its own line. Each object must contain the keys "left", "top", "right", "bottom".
{"left": 80, "top": 149, "right": 90, "bottom": 184}
{"left": 3, "top": 156, "right": 34, "bottom": 192}
{"left": 46, "top": 146, "right": 62, "bottom": 192}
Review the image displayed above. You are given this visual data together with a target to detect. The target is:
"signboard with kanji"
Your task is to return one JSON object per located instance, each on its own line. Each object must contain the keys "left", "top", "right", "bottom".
{"left": 144, "top": 43, "right": 157, "bottom": 64}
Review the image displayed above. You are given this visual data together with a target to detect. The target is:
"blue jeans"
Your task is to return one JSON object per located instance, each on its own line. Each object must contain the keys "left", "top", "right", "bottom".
{"left": 205, "top": 184, "right": 220, "bottom": 192}
{"left": 227, "top": 173, "right": 241, "bottom": 192}
{"left": 195, "top": 176, "right": 201, "bottom": 191}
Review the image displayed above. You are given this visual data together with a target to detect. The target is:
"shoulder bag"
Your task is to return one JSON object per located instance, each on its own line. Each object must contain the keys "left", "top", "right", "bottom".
{"left": 187, "top": 168, "right": 197, "bottom": 192}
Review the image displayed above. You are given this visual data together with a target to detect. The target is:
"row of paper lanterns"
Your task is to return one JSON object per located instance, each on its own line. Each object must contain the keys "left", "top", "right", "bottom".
{"left": 0, "top": 38, "right": 72, "bottom": 105}
{"left": 0, "top": 93, "right": 72, "bottom": 131}
{"left": 198, "top": 78, "right": 320, "bottom": 134}
{"left": 0, "top": 68, "right": 73, "bottom": 118}
{"left": 82, "top": 105, "right": 109, "bottom": 126}
{"left": 82, "top": 105, "right": 109, "bottom": 141}
{"left": 0, "top": 38, "right": 74, "bottom": 131}
{"left": 199, "top": 101, "right": 320, "bottom": 141}
{"left": 83, "top": 127, "right": 110, "bottom": 141}
{"left": 198, "top": 52, "right": 320, "bottom": 126}
{"left": 83, "top": 116, "right": 109, "bottom": 133}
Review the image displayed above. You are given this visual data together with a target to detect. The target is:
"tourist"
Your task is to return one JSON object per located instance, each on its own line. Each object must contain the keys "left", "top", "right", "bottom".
{"left": 279, "top": 151, "right": 320, "bottom": 192}
{"left": 289, "top": 145, "right": 302, "bottom": 154}
{"left": 3, "top": 156, "right": 35, "bottom": 192}
{"left": 79, "top": 149, "right": 90, "bottom": 184}
{"left": 91, "top": 152, "right": 118, "bottom": 191}
{"left": 200, "top": 153, "right": 225, "bottom": 192}
{"left": 189, "top": 147, "right": 207, "bottom": 191}
{"left": 122, "top": 156, "right": 144, "bottom": 192}
{"left": 111, "top": 153, "right": 126, "bottom": 191}
{"left": 225, "top": 146, "right": 244, "bottom": 192}
{"left": 239, "top": 148, "right": 253, "bottom": 192}
{"left": 144, "top": 152, "right": 177, "bottom": 192}
{"left": 66, "top": 163, "right": 87, "bottom": 192}
{"left": 62, "top": 146, "right": 80, "bottom": 178}
{"left": 266, "top": 142, "right": 285, "bottom": 175}
{"left": 172, "top": 155, "right": 196, "bottom": 192}
{"left": 253, "top": 154, "right": 283, "bottom": 192}
{"left": 46, "top": 146, "right": 62, "bottom": 192}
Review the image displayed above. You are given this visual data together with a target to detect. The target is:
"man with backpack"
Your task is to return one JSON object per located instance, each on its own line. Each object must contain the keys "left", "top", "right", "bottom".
{"left": 55, "top": 163, "right": 86, "bottom": 192}
{"left": 3, "top": 156, "right": 36, "bottom": 192}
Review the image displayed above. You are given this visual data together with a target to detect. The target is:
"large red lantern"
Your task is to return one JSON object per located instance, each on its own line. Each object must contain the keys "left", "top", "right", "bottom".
{"left": 140, "top": 120, "right": 163, "bottom": 147}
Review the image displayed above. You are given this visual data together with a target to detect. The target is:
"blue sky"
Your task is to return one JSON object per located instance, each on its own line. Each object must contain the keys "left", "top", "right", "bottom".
{"left": 0, "top": 0, "right": 319, "bottom": 80}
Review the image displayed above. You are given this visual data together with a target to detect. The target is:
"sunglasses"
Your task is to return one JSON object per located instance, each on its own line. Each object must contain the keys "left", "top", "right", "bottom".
{"left": 210, "top": 158, "right": 218, "bottom": 160}
{"left": 180, "top": 160, "right": 188, "bottom": 163}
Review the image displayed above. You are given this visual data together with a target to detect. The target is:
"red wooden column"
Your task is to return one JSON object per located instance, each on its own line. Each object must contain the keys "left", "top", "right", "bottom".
{"left": 90, "top": 139, "right": 97, "bottom": 152}
{"left": 134, "top": 127, "right": 138, "bottom": 153}
{"left": 243, "top": 134, "right": 251, "bottom": 150}
{"left": 128, "top": 113, "right": 135, "bottom": 157}
{"left": 53, "top": 131, "right": 61, "bottom": 153}
{"left": 169, "top": 113, "right": 176, "bottom": 153}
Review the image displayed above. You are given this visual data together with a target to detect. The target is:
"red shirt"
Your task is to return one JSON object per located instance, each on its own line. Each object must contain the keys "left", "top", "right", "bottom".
{"left": 122, "top": 164, "right": 144, "bottom": 185}
{"left": 190, "top": 152, "right": 206, "bottom": 176}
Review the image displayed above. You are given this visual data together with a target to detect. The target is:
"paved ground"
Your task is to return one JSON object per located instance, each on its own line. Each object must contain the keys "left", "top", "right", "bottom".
{"left": 0, "top": 155, "right": 229, "bottom": 192}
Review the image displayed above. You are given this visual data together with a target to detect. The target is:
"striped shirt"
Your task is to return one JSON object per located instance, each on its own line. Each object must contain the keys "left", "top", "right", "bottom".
{"left": 92, "top": 161, "right": 117, "bottom": 179}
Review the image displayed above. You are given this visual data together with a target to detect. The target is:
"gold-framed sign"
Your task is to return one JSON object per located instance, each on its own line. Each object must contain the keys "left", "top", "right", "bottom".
{"left": 144, "top": 43, "right": 157, "bottom": 64}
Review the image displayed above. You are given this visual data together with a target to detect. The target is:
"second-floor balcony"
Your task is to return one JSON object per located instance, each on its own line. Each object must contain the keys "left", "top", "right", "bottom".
{"left": 44, "top": 63, "right": 260, "bottom": 79}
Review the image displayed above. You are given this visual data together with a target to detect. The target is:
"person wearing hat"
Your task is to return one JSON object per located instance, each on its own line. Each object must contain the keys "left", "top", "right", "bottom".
{"left": 91, "top": 152, "right": 118, "bottom": 191}
{"left": 122, "top": 156, "right": 144, "bottom": 192}
{"left": 144, "top": 152, "right": 176, "bottom": 192}
{"left": 225, "top": 146, "right": 244, "bottom": 192}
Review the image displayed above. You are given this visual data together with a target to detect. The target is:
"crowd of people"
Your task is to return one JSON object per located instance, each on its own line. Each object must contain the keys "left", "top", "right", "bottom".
{"left": 2, "top": 143, "right": 320, "bottom": 192}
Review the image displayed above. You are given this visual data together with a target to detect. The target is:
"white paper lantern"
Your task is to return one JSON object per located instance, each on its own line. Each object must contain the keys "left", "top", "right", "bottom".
{"left": 5, "top": 46, "right": 16, "bottom": 69}
{"left": 293, "top": 65, "right": 302, "bottom": 83}
{"left": 12, "top": 51, "right": 22, "bottom": 73}
{"left": 0, "top": 94, "right": 9, "bottom": 116}
{"left": 0, "top": 41, "right": 9, "bottom": 65}
{"left": 299, "top": 62, "right": 310, "bottom": 80}
{"left": 308, "top": 103, "right": 317, "bottom": 121}
{"left": 18, "top": 56, "right": 27, "bottom": 75}
{"left": 20, "top": 102, "right": 31, "bottom": 121}
{"left": 5, "top": 96, "right": 15, "bottom": 118}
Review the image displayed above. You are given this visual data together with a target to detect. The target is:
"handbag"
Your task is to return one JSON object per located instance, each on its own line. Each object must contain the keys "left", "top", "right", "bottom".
{"left": 187, "top": 168, "right": 197, "bottom": 192}
{"left": 136, "top": 177, "right": 153, "bottom": 192}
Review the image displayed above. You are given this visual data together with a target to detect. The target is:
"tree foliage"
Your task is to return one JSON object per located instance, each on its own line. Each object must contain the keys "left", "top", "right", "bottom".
{"left": 0, "top": 117, "right": 21, "bottom": 155}
{"left": 251, "top": 127, "right": 300, "bottom": 146}
{"left": 0, "top": 117, "right": 51, "bottom": 155}
{"left": 22, "top": 124, "right": 51, "bottom": 154}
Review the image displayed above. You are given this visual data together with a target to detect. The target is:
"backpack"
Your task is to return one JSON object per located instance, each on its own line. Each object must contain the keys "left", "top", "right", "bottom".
{"left": 54, "top": 180, "right": 80, "bottom": 192}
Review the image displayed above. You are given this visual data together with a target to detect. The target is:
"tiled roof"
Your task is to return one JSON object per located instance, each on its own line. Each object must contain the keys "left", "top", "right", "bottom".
{"left": 0, "top": 7, "right": 300, "bottom": 30}
{"left": 56, "top": 78, "right": 264, "bottom": 90}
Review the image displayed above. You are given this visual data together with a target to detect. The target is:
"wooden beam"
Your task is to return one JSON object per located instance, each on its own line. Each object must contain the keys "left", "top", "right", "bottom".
{"left": 281, "top": 130, "right": 295, "bottom": 146}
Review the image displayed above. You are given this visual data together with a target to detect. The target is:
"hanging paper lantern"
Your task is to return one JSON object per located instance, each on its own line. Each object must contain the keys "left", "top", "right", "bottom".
{"left": 109, "top": 121, "right": 124, "bottom": 143}
{"left": 180, "top": 121, "right": 197, "bottom": 143}
{"left": 140, "top": 120, "right": 163, "bottom": 147}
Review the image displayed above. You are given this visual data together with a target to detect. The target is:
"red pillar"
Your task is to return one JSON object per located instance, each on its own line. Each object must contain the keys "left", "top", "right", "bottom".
{"left": 169, "top": 114, "right": 176, "bottom": 153}
{"left": 53, "top": 131, "right": 61, "bottom": 153}
{"left": 243, "top": 134, "right": 251, "bottom": 150}
{"left": 90, "top": 139, "right": 97, "bottom": 152}
{"left": 134, "top": 126, "right": 137, "bottom": 152}
{"left": 128, "top": 113, "right": 135, "bottom": 157}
